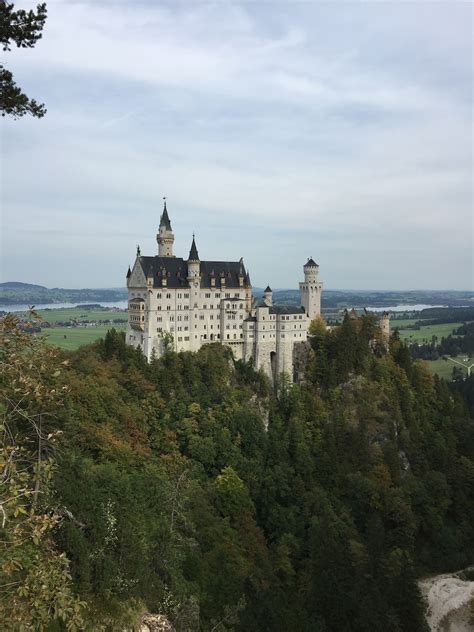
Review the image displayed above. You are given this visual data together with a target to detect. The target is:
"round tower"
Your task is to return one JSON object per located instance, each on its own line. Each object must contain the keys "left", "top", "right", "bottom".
{"left": 380, "top": 311, "right": 390, "bottom": 348}
{"left": 157, "top": 199, "right": 175, "bottom": 257}
{"left": 299, "top": 258, "right": 323, "bottom": 322}
{"left": 263, "top": 285, "right": 273, "bottom": 306}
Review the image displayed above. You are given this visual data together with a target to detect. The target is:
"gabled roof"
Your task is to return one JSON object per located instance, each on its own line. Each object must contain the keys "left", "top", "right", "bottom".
{"left": 135, "top": 256, "right": 251, "bottom": 289}
{"left": 269, "top": 305, "right": 306, "bottom": 315}
{"left": 264, "top": 285, "right": 272, "bottom": 293}
{"left": 304, "top": 258, "right": 318, "bottom": 267}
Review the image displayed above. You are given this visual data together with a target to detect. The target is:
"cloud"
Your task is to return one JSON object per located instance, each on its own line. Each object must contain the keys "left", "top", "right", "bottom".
{"left": 1, "top": 0, "right": 472, "bottom": 290}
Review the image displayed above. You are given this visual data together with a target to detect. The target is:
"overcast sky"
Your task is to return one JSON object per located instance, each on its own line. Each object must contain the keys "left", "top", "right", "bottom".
{"left": 1, "top": 0, "right": 472, "bottom": 290}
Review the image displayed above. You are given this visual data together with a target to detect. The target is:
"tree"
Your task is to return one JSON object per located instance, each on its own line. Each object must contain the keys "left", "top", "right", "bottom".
{"left": 0, "top": 2, "right": 47, "bottom": 118}
{"left": 0, "top": 314, "right": 84, "bottom": 629}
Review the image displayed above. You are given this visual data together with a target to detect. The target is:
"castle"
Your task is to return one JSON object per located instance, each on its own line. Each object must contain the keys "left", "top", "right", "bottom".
{"left": 125, "top": 201, "right": 324, "bottom": 382}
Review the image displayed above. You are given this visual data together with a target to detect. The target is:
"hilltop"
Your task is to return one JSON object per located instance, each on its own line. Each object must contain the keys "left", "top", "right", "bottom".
{"left": 0, "top": 282, "right": 127, "bottom": 306}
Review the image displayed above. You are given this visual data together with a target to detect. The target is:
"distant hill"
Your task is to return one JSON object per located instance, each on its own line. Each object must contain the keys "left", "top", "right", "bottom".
{"left": 0, "top": 282, "right": 47, "bottom": 290}
{"left": 0, "top": 283, "right": 127, "bottom": 306}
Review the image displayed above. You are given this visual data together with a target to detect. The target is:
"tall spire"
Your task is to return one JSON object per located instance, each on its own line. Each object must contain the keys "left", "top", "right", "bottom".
{"left": 159, "top": 197, "right": 172, "bottom": 231}
{"left": 157, "top": 197, "right": 175, "bottom": 256}
{"left": 188, "top": 233, "right": 199, "bottom": 261}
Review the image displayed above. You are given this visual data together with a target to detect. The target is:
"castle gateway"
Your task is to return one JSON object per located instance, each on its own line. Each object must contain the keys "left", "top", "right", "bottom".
{"left": 126, "top": 201, "right": 323, "bottom": 382}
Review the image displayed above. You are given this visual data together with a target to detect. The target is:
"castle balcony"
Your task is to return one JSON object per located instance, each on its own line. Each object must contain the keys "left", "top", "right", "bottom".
{"left": 129, "top": 297, "right": 145, "bottom": 332}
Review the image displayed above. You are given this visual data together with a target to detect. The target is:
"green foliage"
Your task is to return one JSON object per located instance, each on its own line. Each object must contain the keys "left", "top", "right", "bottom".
{"left": 0, "top": 314, "right": 84, "bottom": 630}
{"left": 2, "top": 313, "right": 472, "bottom": 630}
{"left": 0, "top": 2, "right": 47, "bottom": 118}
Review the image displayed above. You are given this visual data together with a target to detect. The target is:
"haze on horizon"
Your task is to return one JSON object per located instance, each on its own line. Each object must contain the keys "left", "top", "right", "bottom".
{"left": 0, "top": 0, "right": 472, "bottom": 291}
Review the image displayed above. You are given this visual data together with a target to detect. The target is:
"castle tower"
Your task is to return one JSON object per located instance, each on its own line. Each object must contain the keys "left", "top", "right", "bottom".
{"left": 380, "top": 311, "right": 390, "bottom": 349}
{"left": 157, "top": 199, "right": 175, "bottom": 257}
{"left": 299, "top": 258, "right": 323, "bottom": 321}
{"left": 263, "top": 285, "right": 273, "bottom": 306}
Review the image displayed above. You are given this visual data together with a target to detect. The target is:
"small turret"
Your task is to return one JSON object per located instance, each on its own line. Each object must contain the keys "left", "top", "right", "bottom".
{"left": 303, "top": 257, "right": 319, "bottom": 282}
{"left": 187, "top": 234, "right": 200, "bottom": 280}
{"left": 157, "top": 198, "right": 175, "bottom": 257}
{"left": 126, "top": 265, "right": 131, "bottom": 279}
{"left": 263, "top": 285, "right": 273, "bottom": 306}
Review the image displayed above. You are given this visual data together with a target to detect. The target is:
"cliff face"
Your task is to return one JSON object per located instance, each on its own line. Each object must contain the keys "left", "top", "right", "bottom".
{"left": 419, "top": 569, "right": 474, "bottom": 632}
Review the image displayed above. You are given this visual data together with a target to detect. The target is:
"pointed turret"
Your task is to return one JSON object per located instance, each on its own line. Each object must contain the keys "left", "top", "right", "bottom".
{"left": 187, "top": 234, "right": 200, "bottom": 280}
{"left": 159, "top": 199, "right": 172, "bottom": 231}
{"left": 126, "top": 265, "right": 131, "bottom": 279}
{"left": 157, "top": 198, "right": 175, "bottom": 256}
{"left": 188, "top": 234, "right": 199, "bottom": 261}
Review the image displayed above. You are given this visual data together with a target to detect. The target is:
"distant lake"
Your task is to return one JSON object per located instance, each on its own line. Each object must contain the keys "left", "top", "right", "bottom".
{"left": 366, "top": 304, "right": 447, "bottom": 312}
{"left": 0, "top": 301, "right": 450, "bottom": 314}
{"left": 0, "top": 300, "right": 129, "bottom": 312}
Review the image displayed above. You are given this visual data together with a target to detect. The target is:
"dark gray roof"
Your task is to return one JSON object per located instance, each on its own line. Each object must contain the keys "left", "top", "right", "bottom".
{"left": 269, "top": 305, "right": 306, "bottom": 315}
{"left": 305, "top": 258, "right": 318, "bottom": 267}
{"left": 244, "top": 316, "right": 257, "bottom": 322}
{"left": 264, "top": 285, "right": 272, "bottom": 292}
{"left": 188, "top": 236, "right": 199, "bottom": 261}
{"left": 159, "top": 202, "right": 172, "bottom": 231}
{"left": 126, "top": 266, "right": 131, "bottom": 278}
{"left": 136, "top": 256, "right": 251, "bottom": 289}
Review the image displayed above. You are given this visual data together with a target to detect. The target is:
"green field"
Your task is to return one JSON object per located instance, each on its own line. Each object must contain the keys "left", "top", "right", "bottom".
{"left": 43, "top": 324, "right": 127, "bottom": 350}
{"left": 27, "top": 307, "right": 128, "bottom": 323}
{"left": 423, "top": 355, "right": 472, "bottom": 380}
{"left": 393, "top": 322, "right": 462, "bottom": 343}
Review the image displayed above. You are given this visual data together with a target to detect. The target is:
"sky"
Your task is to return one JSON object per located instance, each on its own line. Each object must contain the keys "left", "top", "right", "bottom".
{"left": 1, "top": 0, "right": 472, "bottom": 290}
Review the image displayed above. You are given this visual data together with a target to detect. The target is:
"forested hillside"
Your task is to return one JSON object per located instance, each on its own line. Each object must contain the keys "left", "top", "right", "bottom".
{"left": 1, "top": 314, "right": 473, "bottom": 631}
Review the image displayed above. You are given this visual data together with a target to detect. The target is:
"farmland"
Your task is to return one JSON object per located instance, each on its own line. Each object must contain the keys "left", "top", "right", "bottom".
{"left": 43, "top": 324, "right": 127, "bottom": 350}
{"left": 392, "top": 322, "right": 463, "bottom": 343}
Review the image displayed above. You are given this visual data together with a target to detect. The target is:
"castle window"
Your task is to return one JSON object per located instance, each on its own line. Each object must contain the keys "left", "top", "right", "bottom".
{"left": 227, "top": 334, "right": 230, "bottom": 340}
{"left": 184, "top": 326, "right": 188, "bottom": 331}
{"left": 225, "top": 293, "right": 230, "bottom": 298}
{"left": 178, "top": 293, "right": 182, "bottom": 298}
{"left": 166, "top": 306, "right": 170, "bottom": 311}
{"left": 200, "top": 315, "right": 204, "bottom": 320}
{"left": 166, "top": 293, "right": 171, "bottom": 299}
{"left": 203, "top": 334, "right": 207, "bottom": 340}
{"left": 157, "top": 293, "right": 161, "bottom": 299}
{"left": 177, "top": 304, "right": 182, "bottom": 310}
{"left": 157, "top": 316, "right": 162, "bottom": 322}
{"left": 178, "top": 336, "right": 182, "bottom": 341}
{"left": 185, "top": 336, "right": 189, "bottom": 341}
{"left": 194, "top": 303, "right": 198, "bottom": 308}
{"left": 233, "top": 334, "right": 236, "bottom": 339}
{"left": 203, "top": 304, "right": 207, "bottom": 309}
{"left": 157, "top": 327, "right": 162, "bottom": 332}
{"left": 205, "top": 293, "right": 211, "bottom": 298}
{"left": 216, "top": 293, "right": 220, "bottom": 298}
{"left": 184, "top": 293, "right": 189, "bottom": 298}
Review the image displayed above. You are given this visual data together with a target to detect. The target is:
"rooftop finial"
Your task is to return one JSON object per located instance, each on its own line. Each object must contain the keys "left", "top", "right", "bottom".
{"left": 136, "top": 244, "right": 141, "bottom": 256}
